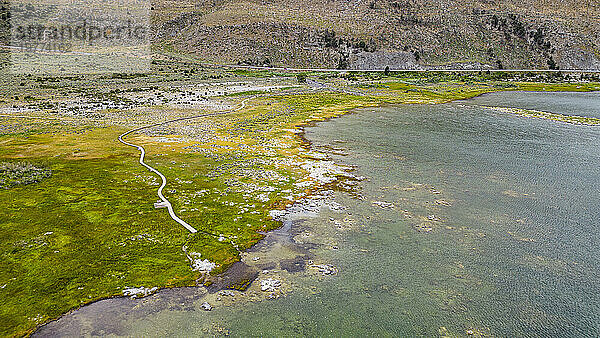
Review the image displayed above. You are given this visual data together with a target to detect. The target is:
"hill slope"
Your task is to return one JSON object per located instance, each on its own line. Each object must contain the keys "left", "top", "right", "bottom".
{"left": 153, "top": 0, "right": 600, "bottom": 70}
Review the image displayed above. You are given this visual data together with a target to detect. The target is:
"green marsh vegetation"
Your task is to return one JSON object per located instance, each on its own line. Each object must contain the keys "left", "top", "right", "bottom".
{"left": 0, "top": 64, "right": 599, "bottom": 336}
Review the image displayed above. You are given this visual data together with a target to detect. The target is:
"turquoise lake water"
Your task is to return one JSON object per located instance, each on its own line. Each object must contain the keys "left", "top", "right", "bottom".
{"left": 36, "top": 91, "right": 600, "bottom": 337}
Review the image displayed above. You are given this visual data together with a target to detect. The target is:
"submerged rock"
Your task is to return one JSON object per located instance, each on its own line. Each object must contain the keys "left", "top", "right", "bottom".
{"left": 435, "top": 199, "right": 452, "bottom": 207}
{"left": 201, "top": 302, "right": 212, "bottom": 311}
{"left": 219, "top": 290, "right": 236, "bottom": 297}
{"left": 122, "top": 286, "right": 158, "bottom": 299}
{"left": 372, "top": 201, "right": 395, "bottom": 209}
{"left": 260, "top": 278, "right": 282, "bottom": 292}
{"left": 309, "top": 264, "right": 338, "bottom": 276}
{"left": 280, "top": 257, "right": 306, "bottom": 273}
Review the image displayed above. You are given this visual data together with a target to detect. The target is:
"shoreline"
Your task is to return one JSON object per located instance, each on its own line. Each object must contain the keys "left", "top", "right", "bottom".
{"left": 17, "top": 83, "right": 600, "bottom": 337}
{"left": 31, "top": 94, "right": 373, "bottom": 336}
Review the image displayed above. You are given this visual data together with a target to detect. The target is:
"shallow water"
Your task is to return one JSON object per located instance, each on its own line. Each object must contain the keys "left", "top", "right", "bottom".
{"left": 37, "top": 92, "right": 600, "bottom": 337}
{"left": 463, "top": 90, "right": 600, "bottom": 118}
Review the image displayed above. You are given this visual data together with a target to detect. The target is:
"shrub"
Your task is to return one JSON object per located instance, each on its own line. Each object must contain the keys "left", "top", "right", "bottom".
{"left": 296, "top": 73, "right": 307, "bottom": 83}
{"left": 0, "top": 162, "right": 51, "bottom": 189}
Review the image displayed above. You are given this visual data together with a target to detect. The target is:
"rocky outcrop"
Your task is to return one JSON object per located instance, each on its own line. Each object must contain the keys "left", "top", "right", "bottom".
{"left": 348, "top": 51, "right": 421, "bottom": 70}
{"left": 557, "top": 49, "right": 600, "bottom": 71}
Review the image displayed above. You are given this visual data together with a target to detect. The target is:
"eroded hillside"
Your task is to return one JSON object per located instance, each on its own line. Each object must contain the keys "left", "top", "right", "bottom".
{"left": 153, "top": 0, "right": 600, "bottom": 70}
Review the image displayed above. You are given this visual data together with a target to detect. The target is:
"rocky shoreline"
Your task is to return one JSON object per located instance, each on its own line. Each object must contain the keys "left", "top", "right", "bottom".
{"left": 33, "top": 101, "right": 365, "bottom": 336}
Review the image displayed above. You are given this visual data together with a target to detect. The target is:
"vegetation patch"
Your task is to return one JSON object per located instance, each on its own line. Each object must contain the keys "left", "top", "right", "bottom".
{"left": 490, "top": 107, "right": 600, "bottom": 126}
{"left": 0, "top": 162, "right": 51, "bottom": 189}
{"left": 0, "top": 63, "right": 599, "bottom": 337}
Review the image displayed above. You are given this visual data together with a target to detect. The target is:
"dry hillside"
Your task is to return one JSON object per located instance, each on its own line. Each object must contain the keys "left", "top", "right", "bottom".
{"left": 153, "top": 0, "right": 600, "bottom": 70}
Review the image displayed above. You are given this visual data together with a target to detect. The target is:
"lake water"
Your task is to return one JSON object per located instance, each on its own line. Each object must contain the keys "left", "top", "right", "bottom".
{"left": 464, "top": 90, "right": 600, "bottom": 118}
{"left": 37, "top": 92, "right": 600, "bottom": 336}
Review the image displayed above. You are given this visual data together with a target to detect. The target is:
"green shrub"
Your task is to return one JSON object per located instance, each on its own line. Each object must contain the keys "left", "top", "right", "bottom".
{"left": 0, "top": 162, "right": 51, "bottom": 189}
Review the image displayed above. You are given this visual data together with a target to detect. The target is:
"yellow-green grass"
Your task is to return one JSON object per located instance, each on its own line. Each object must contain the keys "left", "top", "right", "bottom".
{"left": 0, "top": 132, "right": 196, "bottom": 336}
{"left": 1, "top": 75, "right": 599, "bottom": 337}
{"left": 490, "top": 107, "right": 600, "bottom": 126}
{"left": 371, "top": 80, "right": 600, "bottom": 103}
{"left": 515, "top": 82, "right": 600, "bottom": 92}
{"left": 0, "top": 93, "right": 381, "bottom": 335}
{"left": 0, "top": 120, "right": 299, "bottom": 336}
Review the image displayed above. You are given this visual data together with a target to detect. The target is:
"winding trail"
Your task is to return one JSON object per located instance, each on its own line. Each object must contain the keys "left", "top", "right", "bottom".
{"left": 118, "top": 98, "right": 251, "bottom": 234}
